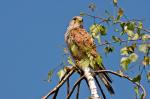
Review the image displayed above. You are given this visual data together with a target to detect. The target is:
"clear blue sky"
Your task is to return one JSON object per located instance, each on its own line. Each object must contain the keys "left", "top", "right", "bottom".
{"left": 0, "top": 0, "right": 150, "bottom": 99}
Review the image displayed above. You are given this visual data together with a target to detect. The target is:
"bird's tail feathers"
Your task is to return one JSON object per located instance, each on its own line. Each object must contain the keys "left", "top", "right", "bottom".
{"left": 94, "top": 65, "right": 115, "bottom": 95}
{"left": 98, "top": 73, "right": 115, "bottom": 95}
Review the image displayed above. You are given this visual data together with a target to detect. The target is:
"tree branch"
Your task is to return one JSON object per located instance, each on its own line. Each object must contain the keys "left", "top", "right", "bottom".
{"left": 42, "top": 67, "right": 146, "bottom": 99}
{"left": 84, "top": 13, "right": 108, "bottom": 23}
{"left": 76, "top": 81, "right": 81, "bottom": 99}
{"left": 142, "top": 28, "right": 150, "bottom": 33}
{"left": 84, "top": 13, "right": 150, "bottom": 34}
{"left": 52, "top": 89, "right": 59, "bottom": 99}
{"left": 94, "top": 70, "right": 147, "bottom": 99}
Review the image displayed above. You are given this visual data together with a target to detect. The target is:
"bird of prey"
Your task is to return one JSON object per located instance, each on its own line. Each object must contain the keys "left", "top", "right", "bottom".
{"left": 65, "top": 16, "right": 114, "bottom": 95}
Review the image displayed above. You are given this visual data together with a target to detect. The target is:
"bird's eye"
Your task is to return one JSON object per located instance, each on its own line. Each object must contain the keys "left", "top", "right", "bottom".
{"left": 73, "top": 17, "right": 77, "bottom": 20}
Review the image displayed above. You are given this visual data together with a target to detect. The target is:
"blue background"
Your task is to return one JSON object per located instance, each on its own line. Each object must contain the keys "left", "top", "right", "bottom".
{"left": 0, "top": 0, "right": 150, "bottom": 99}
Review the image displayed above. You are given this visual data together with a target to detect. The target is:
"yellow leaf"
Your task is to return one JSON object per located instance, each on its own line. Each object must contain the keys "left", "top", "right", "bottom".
{"left": 126, "top": 30, "right": 134, "bottom": 37}
{"left": 139, "top": 44, "right": 150, "bottom": 54}
{"left": 120, "top": 47, "right": 128, "bottom": 55}
{"left": 120, "top": 57, "right": 131, "bottom": 70}
{"left": 142, "top": 56, "right": 150, "bottom": 66}
{"left": 129, "top": 53, "right": 138, "bottom": 62}
{"left": 113, "top": 0, "right": 118, "bottom": 5}
{"left": 132, "top": 33, "right": 139, "bottom": 40}
{"left": 118, "top": 8, "right": 123, "bottom": 17}
{"left": 57, "top": 69, "right": 66, "bottom": 80}
{"left": 142, "top": 34, "right": 150, "bottom": 41}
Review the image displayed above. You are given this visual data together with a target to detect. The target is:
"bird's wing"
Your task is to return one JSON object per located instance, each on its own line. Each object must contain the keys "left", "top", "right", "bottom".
{"left": 69, "top": 28, "right": 97, "bottom": 55}
{"left": 69, "top": 28, "right": 115, "bottom": 94}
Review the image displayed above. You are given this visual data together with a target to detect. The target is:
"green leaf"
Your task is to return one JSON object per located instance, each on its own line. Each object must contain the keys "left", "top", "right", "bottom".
{"left": 104, "top": 46, "right": 114, "bottom": 54}
{"left": 126, "top": 22, "right": 135, "bottom": 31}
{"left": 90, "top": 24, "right": 99, "bottom": 37}
{"left": 112, "top": 36, "right": 122, "bottom": 42}
{"left": 138, "top": 22, "right": 143, "bottom": 29}
{"left": 95, "top": 34, "right": 101, "bottom": 44}
{"left": 113, "top": 0, "right": 118, "bottom": 6}
{"left": 140, "top": 93, "right": 144, "bottom": 99}
{"left": 90, "top": 25, "right": 102, "bottom": 44}
{"left": 104, "top": 47, "right": 109, "bottom": 54}
{"left": 90, "top": 24, "right": 107, "bottom": 36}
{"left": 68, "top": 57, "right": 75, "bottom": 66}
{"left": 100, "top": 25, "right": 107, "bottom": 35}
{"left": 127, "top": 43, "right": 136, "bottom": 54}
{"left": 139, "top": 44, "right": 150, "bottom": 54}
{"left": 120, "top": 22, "right": 136, "bottom": 35}
{"left": 126, "top": 30, "right": 134, "bottom": 37}
{"left": 134, "top": 86, "right": 139, "bottom": 96}
{"left": 129, "top": 53, "right": 138, "bottom": 62}
{"left": 57, "top": 69, "right": 66, "bottom": 80}
{"left": 130, "top": 33, "right": 139, "bottom": 40}
{"left": 120, "top": 22, "right": 125, "bottom": 29}
{"left": 132, "top": 74, "right": 141, "bottom": 82}
{"left": 120, "top": 57, "right": 131, "bottom": 70}
{"left": 120, "top": 22, "right": 126, "bottom": 33}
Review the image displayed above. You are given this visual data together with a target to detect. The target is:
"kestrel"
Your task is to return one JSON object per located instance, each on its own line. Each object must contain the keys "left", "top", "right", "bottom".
{"left": 65, "top": 16, "right": 114, "bottom": 95}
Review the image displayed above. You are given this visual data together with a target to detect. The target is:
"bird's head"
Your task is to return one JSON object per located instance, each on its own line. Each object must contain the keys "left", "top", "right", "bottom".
{"left": 68, "top": 16, "right": 83, "bottom": 29}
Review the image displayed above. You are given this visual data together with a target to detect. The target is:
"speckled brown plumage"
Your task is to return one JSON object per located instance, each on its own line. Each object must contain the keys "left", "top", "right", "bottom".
{"left": 65, "top": 16, "right": 115, "bottom": 94}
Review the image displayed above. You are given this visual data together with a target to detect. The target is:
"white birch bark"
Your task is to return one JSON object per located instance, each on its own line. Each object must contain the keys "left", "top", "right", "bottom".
{"left": 83, "top": 67, "right": 101, "bottom": 99}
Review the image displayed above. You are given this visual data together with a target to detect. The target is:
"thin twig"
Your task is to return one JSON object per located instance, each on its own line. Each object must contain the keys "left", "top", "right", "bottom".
{"left": 94, "top": 76, "right": 106, "bottom": 99}
{"left": 66, "top": 76, "right": 84, "bottom": 99}
{"left": 42, "top": 68, "right": 75, "bottom": 99}
{"left": 142, "top": 28, "right": 150, "bottom": 33}
{"left": 67, "top": 78, "right": 70, "bottom": 95}
{"left": 85, "top": 13, "right": 107, "bottom": 22}
{"left": 97, "top": 38, "right": 150, "bottom": 47}
{"left": 76, "top": 81, "right": 81, "bottom": 99}
{"left": 84, "top": 12, "right": 150, "bottom": 33}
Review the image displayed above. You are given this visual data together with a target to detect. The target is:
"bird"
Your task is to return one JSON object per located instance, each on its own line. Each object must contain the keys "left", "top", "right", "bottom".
{"left": 65, "top": 16, "right": 115, "bottom": 95}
